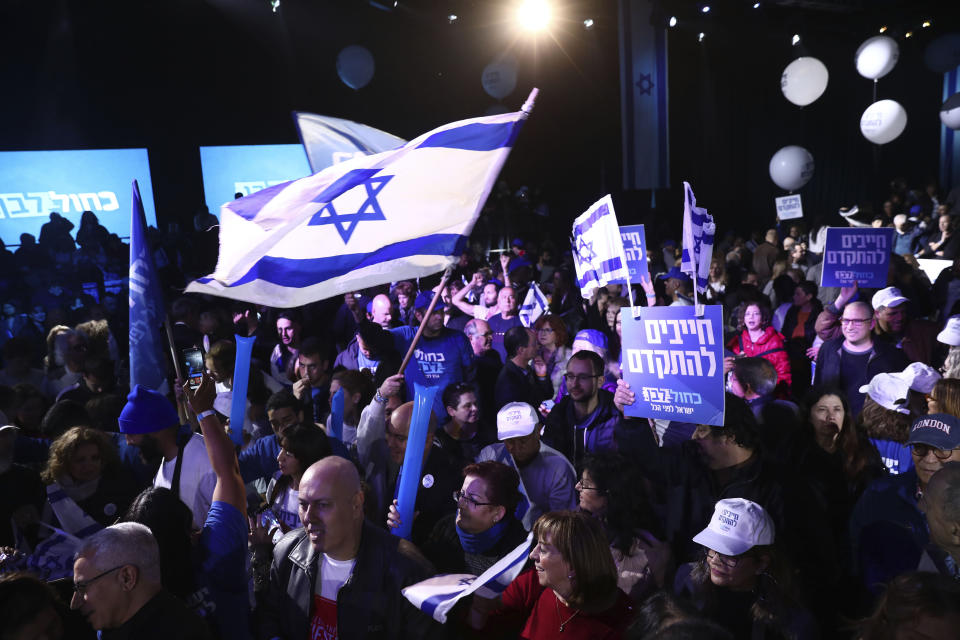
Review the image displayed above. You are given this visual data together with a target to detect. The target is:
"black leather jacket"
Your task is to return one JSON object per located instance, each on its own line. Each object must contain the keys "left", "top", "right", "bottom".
{"left": 258, "top": 521, "right": 443, "bottom": 640}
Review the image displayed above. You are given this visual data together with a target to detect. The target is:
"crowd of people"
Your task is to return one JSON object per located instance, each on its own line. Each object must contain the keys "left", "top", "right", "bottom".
{"left": 2, "top": 177, "right": 960, "bottom": 639}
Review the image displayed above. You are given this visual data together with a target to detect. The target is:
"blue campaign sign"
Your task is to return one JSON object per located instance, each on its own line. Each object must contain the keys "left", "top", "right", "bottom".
{"left": 0, "top": 149, "right": 156, "bottom": 244}
{"left": 620, "top": 305, "right": 725, "bottom": 426}
{"left": 820, "top": 227, "right": 896, "bottom": 289}
{"left": 609, "top": 224, "right": 648, "bottom": 285}
{"left": 199, "top": 144, "right": 311, "bottom": 217}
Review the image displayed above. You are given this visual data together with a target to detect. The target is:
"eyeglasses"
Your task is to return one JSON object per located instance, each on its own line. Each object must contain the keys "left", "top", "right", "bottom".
{"left": 575, "top": 480, "right": 603, "bottom": 493}
{"left": 563, "top": 373, "right": 602, "bottom": 383}
{"left": 839, "top": 317, "right": 872, "bottom": 326}
{"left": 537, "top": 327, "right": 555, "bottom": 333}
{"left": 705, "top": 549, "right": 743, "bottom": 569}
{"left": 73, "top": 565, "right": 125, "bottom": 594}
{"left": 453, "top": 490, "right": 494, "bottom": 508}
{"left": 911, "top": 443, "right": 956, "bottom": 460}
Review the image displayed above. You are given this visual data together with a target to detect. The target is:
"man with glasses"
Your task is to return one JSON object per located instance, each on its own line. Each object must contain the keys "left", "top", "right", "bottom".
{"left": 543, "top": 350, "right": 640, "bottom": 468}
{"left": 850, "top": 413, "right": 960, "bottom": 592}
{"left": 71, "top": 522, "right": 209, "bottom": 637}
{"left": 814, "top": 301, "right": 907, "bottom": 415}
{"left": 464, "top": 318, "right": 502, "bottom": 422}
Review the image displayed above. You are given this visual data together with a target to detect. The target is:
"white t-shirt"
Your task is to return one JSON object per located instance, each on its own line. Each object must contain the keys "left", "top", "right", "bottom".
{"left": 318, "top": 554, "right": 357, "bottom": 600}
{"left": 153, "top": 433, "right": 216, "bottom": 530}
{"left": 268, "top": 474, "right": 301, "bottom": 531}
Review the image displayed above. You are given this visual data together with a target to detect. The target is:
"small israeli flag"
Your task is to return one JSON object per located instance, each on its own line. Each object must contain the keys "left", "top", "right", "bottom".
{"left": 518, "top": 282, "right": 548, "bottom": 328}
{"left": 402, "top": 532, "right": 533, "bottom": 623}
{"left": 571, "top": 195, "right": 632, "bottom": 300}
{"left": 680, "top": 181, "right": 716, "bottom": 295}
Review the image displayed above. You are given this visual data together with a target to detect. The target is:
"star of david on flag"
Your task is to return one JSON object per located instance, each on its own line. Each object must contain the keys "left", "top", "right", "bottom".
{"left": 187, "top": 90, "right": 538, "bottom": 307}
{"left": 680, "top": 181, "right": 716, "bottom": 297}
{"left": 570, "top": 195, "right": 632, "bottom": 300}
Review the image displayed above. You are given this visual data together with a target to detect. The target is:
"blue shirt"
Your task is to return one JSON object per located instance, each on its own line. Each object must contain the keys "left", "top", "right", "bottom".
{"left": 195, "top": 501, "right": 251, "bottom": 640}
{"left": 870, "top": 438, "right": 914, "bottom": 475}
{"left": 391, "top": 325, "right": 476, "bottom": 419}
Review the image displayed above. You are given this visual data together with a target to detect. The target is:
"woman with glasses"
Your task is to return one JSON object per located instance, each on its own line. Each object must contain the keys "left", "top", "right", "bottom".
{"left": 674, "top": 498, "right": 816, "bottom": 639}
{"left": 532, "top": 315, "right": 571, "bottom": 396}
{"left": 474, "top": 511, "right": 634, "bottom": 639}
{"left": 577, "top": 452, "right": 668, "bottom": 601}
{"left": 411, "top": 460, "right": 527, "bottom": 577}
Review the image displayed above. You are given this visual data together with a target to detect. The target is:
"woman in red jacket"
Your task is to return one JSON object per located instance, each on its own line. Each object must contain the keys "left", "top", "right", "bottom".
{"left": 726, "top": 302, "right": 792, "bottom": 390}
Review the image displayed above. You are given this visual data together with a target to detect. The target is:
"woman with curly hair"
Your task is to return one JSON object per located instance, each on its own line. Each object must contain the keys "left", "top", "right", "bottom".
{"left": 41, "top": 426, "right": 136, "bottom": 529}
{"left": 674, "top": 498, "right": 816, "bottom": 640}
{"left": 724, "top": 301, "right": 792, "bottom": 391}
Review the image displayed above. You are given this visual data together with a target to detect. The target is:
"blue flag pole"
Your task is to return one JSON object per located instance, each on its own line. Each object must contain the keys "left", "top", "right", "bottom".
{"left": 393, "top": 383, "right": 439, "bottom": 540}
{"left": 329, "top": 387, "right": 345, "bottom": 441}
{"left": 228, "top": 335, "right": 255, "bottom": 447}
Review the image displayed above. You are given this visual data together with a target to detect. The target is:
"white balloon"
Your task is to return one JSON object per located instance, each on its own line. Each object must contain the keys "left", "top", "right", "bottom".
{"left": 769, "top": 145, "right": 815, "bottom": 191}
{"left": 482, "top": 55, "right": 518, "bottom": 100}
{"left": 855, "top": 36, "right": 899, "bottom": 80}
{"left": 781, "top": 57, "right": 829, "bottom": 106}
{"left": 941, "top": 93, "right": 960, "bottom": 131}
{"left": 860, "top": 99, "right": 907, "bottom": 144}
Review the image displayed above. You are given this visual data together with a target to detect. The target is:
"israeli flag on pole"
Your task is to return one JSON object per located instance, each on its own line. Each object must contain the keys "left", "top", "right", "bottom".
{"left": 680, "top": 181, "right": 715, "bottom": 296}
{"left": 402, "top": 532, "right": 533, "bottom": 623}
{"left": 571, "top": 195, "right": 632, "bottom": 300}
{"left": 129, "top": 180, "right": 167, "bottom": 391}
{"left": 187, "top": 91, "right": 538, "bottom": 307}
{"left": 292, "top": 111, "right": 406, "bottom": 174}
{"left": 518, "top": 282, "right": 548, "bottom": 328}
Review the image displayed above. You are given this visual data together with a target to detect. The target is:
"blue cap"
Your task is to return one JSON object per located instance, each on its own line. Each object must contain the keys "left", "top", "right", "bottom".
{"left": 662, "top": 239, "right": 677, "bottom": 248}
{"left": 909, "top": 204, "right": 923, "bottom": 215}
{"left": 907, "top": 413, "right": 960, "bottom": 450}
{"left": 119, "top": 385, "right": 179, "bottom": 435}
{"left": 414, "top": 290, "right": 446, "bottom": 312}
{"left": 658, "top": 266, "right": 692, "bottom": 282}
{"left": 511, "top": 238, "right": 524, "bottom": 248}
{"left": 573, "top": 329, "right": 608, "bottom": 351}
{"left": 507, "top": 257, "right": 531, "bottom": 273}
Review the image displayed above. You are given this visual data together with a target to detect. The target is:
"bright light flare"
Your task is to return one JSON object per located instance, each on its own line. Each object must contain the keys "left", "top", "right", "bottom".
{"left": 669, "top": 15, "right": 678, "bottom": 27}
{"left": 792, "top": 34, "right": 800, "bottom": 45}
{"left": 517, "top": 0, "right": 552, "bottom": 32}
{"left": 879, "top": 26, "right": 887, "bottom": 33}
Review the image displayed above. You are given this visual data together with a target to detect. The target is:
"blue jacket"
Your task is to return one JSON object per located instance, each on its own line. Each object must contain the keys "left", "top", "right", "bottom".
{"left": 542, "top": 389, "right": 642, "bottom": 468}
{"left": 849, "top": 469, "right": 928, "bottom": 593}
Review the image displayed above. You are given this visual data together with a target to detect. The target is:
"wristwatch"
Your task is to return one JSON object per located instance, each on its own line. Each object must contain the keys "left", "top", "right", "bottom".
{"left": 374, "top": 390, "right": 388, "bottom": 405}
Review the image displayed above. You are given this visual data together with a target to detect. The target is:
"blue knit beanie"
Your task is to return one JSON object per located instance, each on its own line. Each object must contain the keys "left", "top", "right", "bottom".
{"left": 118, "top": 385, "right": 179, "bottom": 434}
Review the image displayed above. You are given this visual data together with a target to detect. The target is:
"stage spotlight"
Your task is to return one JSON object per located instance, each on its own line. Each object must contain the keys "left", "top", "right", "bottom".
{"left": 698, "top": 32, "right": 705, "bottom": 42}
{"left": 905, "top": 30, "right": 913, "bottom": 38}
{"left": 271, "top": 0, "right": 279, "bottom": 12}
{"left": 922, "top": 20, "right": 931, "bottom": 28}
{"left": 701, "top": 5, "right": 710, "bottom": 13}
{"left": 792, "top": 34, "right": 800, "bottom": 45}
{"left": 447, "top": 14, "right": 458, "bottom": 23}
{"left": 879, "top": 26, "right": 887, "bottom": 33}
{"left": 752, "top": 2, "right": 760, "bottom": 7}
{"left": 669, "top": 15, "right": 677, "bottom": 27}
{"left": 517, "top": 0, "right": 552, "bottom": 32}
{"left": 583, "top": 18, "right": 594, "bottom": 29}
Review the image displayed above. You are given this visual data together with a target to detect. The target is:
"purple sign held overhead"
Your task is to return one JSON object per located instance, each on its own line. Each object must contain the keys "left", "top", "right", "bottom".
{"left": 620, "top": 305, "right": 725, "bottom": 426}
{"left": 820, "top": 227, "right": 895, "bottom": 289}
{"left": 609, "top": 224, "right": 648, "bottom": 285}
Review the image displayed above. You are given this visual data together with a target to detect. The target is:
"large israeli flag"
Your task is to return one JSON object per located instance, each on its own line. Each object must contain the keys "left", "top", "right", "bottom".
{"left": 571, "top": 195, "right": 631, "bottom": 300}
{"left": 402, "top": 532, "right": 533, "bottom": 623}
{"left": 129, "top": 180, "right": 167, "bottom": 390}
{"left": 187, "top": 92, "right": 537, "bottom": 307}
{"left": 680, "top": 181, "right": 715, "bottom": 295}
{"left": 293, "top": 111, "right": 406, "bottom": 173}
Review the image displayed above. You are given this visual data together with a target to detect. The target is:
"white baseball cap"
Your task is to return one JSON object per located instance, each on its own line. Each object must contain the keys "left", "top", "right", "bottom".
{"left": 693, "top": 498, "right": 775, "bottom": 556}
{"left": 859, "top": 373, "right": 911, "bottom": 414}
{"left": 871, "top": 287, "right": 909, "bottom": 311}
{"left": 891, "top": 363, "right": 941, "bottom": 395}
{"left": 497, "top": 402, "right": 539, "bottom": 440}
{"left": 937, "top": 316, "right": 960, "bottom": 347}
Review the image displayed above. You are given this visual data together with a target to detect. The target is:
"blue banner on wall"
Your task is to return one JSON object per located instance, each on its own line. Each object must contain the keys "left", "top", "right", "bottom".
{"left": 820, "top": 227, "right": 895, "bottom": 289}
{"left": 609, "top": 224, "right": 648, "bottom": 285}
{"left": 621, "top": 305, "right": 725, "bottom": 426}
{"left": 198, "top": 144, "right": 311, "bottom": 217}
{"left": 0, "top": 148, "right": 156, "bottom": 244}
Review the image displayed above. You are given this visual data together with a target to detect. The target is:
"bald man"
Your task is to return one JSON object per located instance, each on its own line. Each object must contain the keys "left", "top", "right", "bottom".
{"left": 259, "top": 456, "right": 440, "bottom": 640}
{"left": 919, "top": 462, "right": 960, "bottom": 578}
{"left": 369, "top": 294, "right": 394, "bottom": 329}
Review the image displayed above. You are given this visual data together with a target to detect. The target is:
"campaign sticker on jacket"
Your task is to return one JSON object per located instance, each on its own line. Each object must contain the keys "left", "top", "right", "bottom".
{"left": 422, "top": 474, "right": 435, "bottom": 489}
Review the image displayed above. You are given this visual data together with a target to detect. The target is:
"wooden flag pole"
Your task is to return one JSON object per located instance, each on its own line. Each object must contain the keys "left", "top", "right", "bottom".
{"left": 398, "top": 267, "right": 454, "bottom": 375}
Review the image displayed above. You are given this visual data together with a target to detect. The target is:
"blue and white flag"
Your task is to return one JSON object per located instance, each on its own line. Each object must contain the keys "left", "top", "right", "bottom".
{"left": 129, "top": 180, "right": 167, "bottom": 391}
{"left": 518, "top": 282, "right": 548, "bottom": 328}
{"left": 402, "top": 532, "right": 533, "bottom": 623}
{"left": 27, "top": 523, "right": 86, "bottom": 581}
{"left": 293, "top": 111, "right": 406, "bottom": 174}
{"left": 187, "top": 91, "right": 538, "bottom": 307}
{"left": 571, "top": 195, "right": 631, "bottom": 300}
{"left": 680, "top": 181, "right": 715, "bottom": 296}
